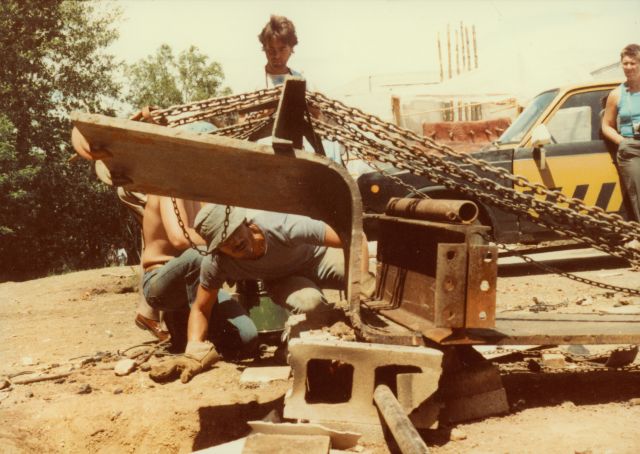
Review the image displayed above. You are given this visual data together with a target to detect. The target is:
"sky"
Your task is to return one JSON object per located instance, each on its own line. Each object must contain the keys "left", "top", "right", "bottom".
{"left": 105, "top": 0, "right": 639, "bottom": 99}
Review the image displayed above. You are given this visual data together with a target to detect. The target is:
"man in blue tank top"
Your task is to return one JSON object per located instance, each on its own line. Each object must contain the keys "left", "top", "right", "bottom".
{"left": 602, "top": 44, "right": 640, "bottom": 250}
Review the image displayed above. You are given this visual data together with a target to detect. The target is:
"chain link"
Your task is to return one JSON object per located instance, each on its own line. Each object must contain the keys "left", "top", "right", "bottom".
{"left": 171, "top": 197, "right": 211, "bottom": 256}
{"left": 220, "top": 205, "right": 231, "bottom": 245}
{"left": 170, "top": 198, "right": 233, "bottom": 256}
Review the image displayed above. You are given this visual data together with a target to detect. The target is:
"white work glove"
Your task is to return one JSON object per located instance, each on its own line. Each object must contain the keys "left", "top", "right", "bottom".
{"left": 149, "top": 340, "right": 220, "bottom": 383}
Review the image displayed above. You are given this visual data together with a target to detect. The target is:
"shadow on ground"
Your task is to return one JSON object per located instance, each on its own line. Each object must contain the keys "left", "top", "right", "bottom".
{"left": 192, "top": 395, "right": 285, "bottom": 451}
{"left": 502, "top": 370, "right": 640, "bottom": 409}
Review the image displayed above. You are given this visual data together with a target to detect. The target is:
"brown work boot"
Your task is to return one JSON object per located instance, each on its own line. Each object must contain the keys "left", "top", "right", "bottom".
{"left": 135, "top": 314, "right": 170, "bottom": 342}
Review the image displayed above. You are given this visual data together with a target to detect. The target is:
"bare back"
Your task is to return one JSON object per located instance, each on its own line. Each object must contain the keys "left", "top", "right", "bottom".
{"left": 141, "top": 195, "right": 204, "bottom": 270}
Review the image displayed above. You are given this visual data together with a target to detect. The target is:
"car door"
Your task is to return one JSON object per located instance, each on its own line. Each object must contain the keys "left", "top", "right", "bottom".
{"left": 511, "top": 87, "right": 627, "bottom": 241}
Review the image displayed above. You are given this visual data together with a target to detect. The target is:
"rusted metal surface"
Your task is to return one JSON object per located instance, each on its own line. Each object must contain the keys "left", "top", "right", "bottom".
{"left": 271, "top": 77, "right": 324, "bottom": 155}
{"left": 385, "top": 197, "right": 479, "bottom": 224}
{"left": 434, "top": 243, "right": 467, "bottom": 327}
{"left": 368, "top": 213, "right": 498, "bottom": 341}
{"left": 465, "top": 245, "right": 497, "bottom": 328}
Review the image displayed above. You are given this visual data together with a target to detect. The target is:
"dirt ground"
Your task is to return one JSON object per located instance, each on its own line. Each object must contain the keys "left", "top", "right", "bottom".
{"left": 1, "top": 257, "right": 639, "bottom": 453}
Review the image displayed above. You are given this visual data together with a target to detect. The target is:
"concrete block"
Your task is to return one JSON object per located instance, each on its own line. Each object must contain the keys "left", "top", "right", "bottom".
{"left": 242, "top": 433, "right": 330, "bottom": 454}
{"left": 541, "top": 353, "right": 566, "bottom": 369}
{"left": 440, "top": 361, "right": 503, "bottom": 398}
{"left": 439, "top": 355, "right": 509, "bottom": 423}
{"left": 442, "top": 388, "right": 509, "bottom": 423}
{"left": 397, "top": 372, "right": 441, "bottom": 428}
{"left": 284, "top": 339, "right": 442, "bottom": 426}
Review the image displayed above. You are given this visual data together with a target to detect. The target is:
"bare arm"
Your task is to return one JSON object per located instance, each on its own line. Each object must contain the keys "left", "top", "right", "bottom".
{"left": 159, "top": 197, "right": 206, "bottom": 250}
{"left": 188, "top": 285, "right": 218, "bottom": 342}
{"left": 602, "top": 88, "right": 624, "bottom": 145}
{"left": 324, "top": 224, "right": 370, "bottom": 274}
{"left": 323, "top": 223, "right": 343, "bottom": 248}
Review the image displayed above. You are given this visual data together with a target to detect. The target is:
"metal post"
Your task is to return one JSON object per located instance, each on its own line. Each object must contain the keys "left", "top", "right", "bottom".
{"left": 437, "top": 32, "right": 443, "bottom": 82}
{"left": 373, "top": 385, "right": 429, "bottom": 454}
{"left": 447, "top": 24, "right": 452, "bottom": 79}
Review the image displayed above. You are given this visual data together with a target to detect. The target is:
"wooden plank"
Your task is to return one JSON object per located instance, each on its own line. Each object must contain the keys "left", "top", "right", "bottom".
{"left": 72, "top": 113, "right": 357, "bottom": 228}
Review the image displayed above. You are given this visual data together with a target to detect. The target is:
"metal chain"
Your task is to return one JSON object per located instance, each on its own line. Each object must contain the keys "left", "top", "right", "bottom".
{"left": 143, "top": 87, "right": 639, "bottom": 267}
{"left": 481, "top": 233, "right": 640, "bottom": 296}
{"left": 313, "top": 111, "right": 640, "bottom": 294}
{"left": 305, "top": 91, "right": 640, "bottom": 267}
{"left": 170, "top": 198, "right": 233, "bottom": 256}
{"left": 151, "top": 87, "right": 281, "bottom": 127}
{"left": 220, "top": 205, "right": 231, "bottom": 244}
{"left": 171, "top": 197, "right": 211, "bottom": 256}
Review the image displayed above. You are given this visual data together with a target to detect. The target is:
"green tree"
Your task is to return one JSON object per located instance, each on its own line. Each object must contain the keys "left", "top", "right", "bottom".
{"left": 0, "top": 1, "right": 136, "bottom": 281}
{"left": 125, "top": 44, "right": 232, "bottom": 109}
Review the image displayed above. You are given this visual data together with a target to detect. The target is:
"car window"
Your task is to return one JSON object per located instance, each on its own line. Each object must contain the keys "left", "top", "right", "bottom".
{"left": 547, "top": 106, "right": 592, "bottom": 142}
{"left": 499, "top": 89, "right": 558, "bottom": 144}
{"left": 546, "top": 89, "right": 612, "bottom": 143}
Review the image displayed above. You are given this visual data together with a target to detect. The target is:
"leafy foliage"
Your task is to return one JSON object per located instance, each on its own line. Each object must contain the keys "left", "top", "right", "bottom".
{"left": 0, "top": 2, "right": 233, "bottom": 281}
{"left": 124, "top": 44, "right": 232, "bottom": 109}
{"left": 0, "top": 1, "right": 138, "bottom": 281}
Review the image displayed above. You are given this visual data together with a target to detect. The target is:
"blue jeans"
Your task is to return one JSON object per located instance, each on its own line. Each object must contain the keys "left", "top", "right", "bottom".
{"left": 142, "top": 248, "right": 258, "bottom": 357}
{"left": 265, "top": 247, "right": 344, "bottom": 314}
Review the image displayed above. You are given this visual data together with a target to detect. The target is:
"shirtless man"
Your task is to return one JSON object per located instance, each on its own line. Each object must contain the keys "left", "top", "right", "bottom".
{"left": 71, "top": 128, "right": 258, "bottom": 377}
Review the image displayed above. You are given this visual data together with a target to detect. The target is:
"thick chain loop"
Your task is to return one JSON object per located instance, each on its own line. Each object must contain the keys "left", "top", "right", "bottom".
{"left": 171, "top": 199, "right": 232, "bottom": 256}
{"left": 171, "top": 197, "right": 211, "bottom": 256}
{"left": 220, "top": 205, "right": 231, "bottom": 245}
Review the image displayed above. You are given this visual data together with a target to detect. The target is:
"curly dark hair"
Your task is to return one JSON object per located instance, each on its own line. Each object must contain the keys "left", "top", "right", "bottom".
{"left": 621, "top": 43, "right": 640, "bottom": 61}
{"left": 258, "top": 15, "right": 298, "bottom": 49}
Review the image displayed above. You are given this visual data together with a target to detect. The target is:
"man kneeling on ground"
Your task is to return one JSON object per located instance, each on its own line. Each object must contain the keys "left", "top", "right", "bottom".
{"left": 152, "top": 204, "right": 373, "bottom": 383}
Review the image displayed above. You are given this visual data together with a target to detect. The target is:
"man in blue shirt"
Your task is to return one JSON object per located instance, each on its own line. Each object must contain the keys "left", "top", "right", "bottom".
{"left": 151, "top": 204, "right": 372, "bottom": 383}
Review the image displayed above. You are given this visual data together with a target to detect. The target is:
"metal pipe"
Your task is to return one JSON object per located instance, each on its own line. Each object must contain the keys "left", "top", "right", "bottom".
{"left": 373, "top": 385, "right": 429, "bottom": 454}
{"left": 385, "top": 197, "right": 479, "bottom": 224}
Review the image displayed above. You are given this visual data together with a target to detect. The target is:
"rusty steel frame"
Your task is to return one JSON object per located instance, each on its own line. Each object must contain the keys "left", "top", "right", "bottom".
{"left": 71, "top": 77, "right": 640, "bottom": 347}
{"left": 364, "top": 213, "right": 499, "bottom": 344}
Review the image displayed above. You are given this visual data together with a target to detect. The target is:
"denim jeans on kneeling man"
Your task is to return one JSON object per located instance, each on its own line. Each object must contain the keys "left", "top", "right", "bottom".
{"left": 142, "top": 248, "right": 258, "bottom": 358}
